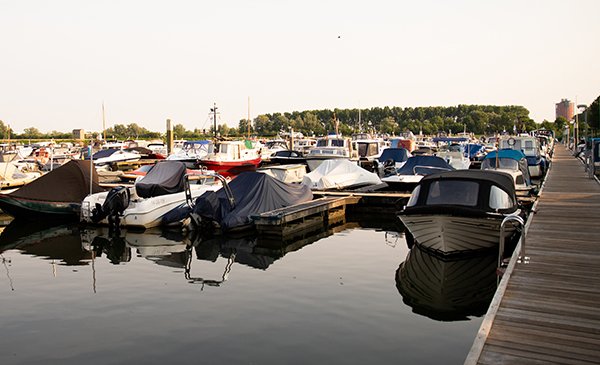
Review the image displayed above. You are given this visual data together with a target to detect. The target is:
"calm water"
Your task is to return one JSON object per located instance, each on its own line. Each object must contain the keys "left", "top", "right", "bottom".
{"left": 0, "top": 217, "right": 497, "bottom": 365}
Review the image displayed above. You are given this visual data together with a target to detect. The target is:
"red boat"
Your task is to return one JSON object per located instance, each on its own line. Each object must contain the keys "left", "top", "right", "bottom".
{"left": 198, "top": 140, "right": 261, "bottom": 177}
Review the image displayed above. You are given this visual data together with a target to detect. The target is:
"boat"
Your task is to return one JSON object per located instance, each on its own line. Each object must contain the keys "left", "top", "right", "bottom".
{"left": 395, "top": 244, "right": 497, "bottom": 321}
{"left": 0, "top": 162, "right": 43, "bottom": 190}
{"left": 481, "top": 149, "right": 534, "bottom": 196}
{"left": 292, "top": 137, "right": 317, "bottom": 155}
{"left": 81, "top": 161, "right": 222, "bottom": 229}
{"left": 166, "top": 140, "right": 213, "bottom": 168}
{"left": 398, "top": 169, "right": 522, "bottom": 256}
{"left": 257, "top": 164, "right": 307, "bottom": 183}
{"left": 305, "top": 134, "right": 354, "bottom": 171}
{"left": 381, "top": 155, "right": 454, "bottom": 191}
{"left": 499, "top": 136, "right": 547, "bottom": 179}
{"left": 435, "top": 143, "right": 471, "bottom": 170}
{"left": 375, "top": 148, "right": 411, "bottom": 177}
{"left": 187, "top": 171, "right": 313, "bottom": 232}
{"left": 198, "top": 140, "right": 261, "bottom": 177}
{"left": 90, "top": 148, "right": 141, "bottom": 167}
{"left": 301, "top": 159, "right": 381, "bottom": 190}
{"left": 260, "top": 139, "right": 290, "bottom": 162}
{"left": 267, "top": 150, "right": 307, "bottom": 165}
{"left": 0, "top": 160, "right": 105, "bottom": 221}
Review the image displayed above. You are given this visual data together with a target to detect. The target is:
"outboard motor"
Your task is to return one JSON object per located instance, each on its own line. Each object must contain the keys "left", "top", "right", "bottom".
{"left": 382, "top": 158, "right": 396, "bottom": 176}
{"left": 91, "top": 186, "right": 130, "bottom": 232}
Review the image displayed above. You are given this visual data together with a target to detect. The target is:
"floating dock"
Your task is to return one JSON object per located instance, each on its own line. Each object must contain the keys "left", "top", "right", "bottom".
{"left": 466, "top": 146, "right": 600, "bottom": 364}
{"left": 251, "top": 196, "right": 360, "bottom": 237}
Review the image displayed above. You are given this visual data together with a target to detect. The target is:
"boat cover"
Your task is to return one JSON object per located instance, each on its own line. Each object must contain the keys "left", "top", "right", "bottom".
{"left": 482, "top": 149, "right": 531, "bottom": 185}
{"left": 421, "top": 169, "right": 516, "bottom": 196}
{"left": 192, "top": 171, "right": 313, "bottom": 230}
{"left": 377, "top": 148, "right": 410, "bottom": 163}
{"left": 301, "top": 159, "right": 381, "bottom": 190}
{"left": 135, "top": 161, "right": 187, "bottom": 198}
{"left": 394, "top": 156, "right": 455, "bottom": 176}
{"left": 7, "top": 160, "right": 104, "bottom": 202}
{"left": 90, "top": 148, "right": 118, "bottom": 160}
{"left": 483, "top": 149, "right": 526, "bottom": 161}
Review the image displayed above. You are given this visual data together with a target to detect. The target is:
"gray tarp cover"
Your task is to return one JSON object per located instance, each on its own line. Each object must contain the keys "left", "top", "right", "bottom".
{"left": 8, "top": 160, "right": 104, "bottom": 202}
{"left": 193, "top": 171, "right": 313, "bottom": 230}
{"left": 135, "top": 161, "right": 186, "bottom": 198}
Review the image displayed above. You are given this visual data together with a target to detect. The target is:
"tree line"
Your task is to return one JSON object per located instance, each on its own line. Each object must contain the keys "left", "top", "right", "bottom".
{"left": 4, "top": 101, "right": 598, "bottom": 141}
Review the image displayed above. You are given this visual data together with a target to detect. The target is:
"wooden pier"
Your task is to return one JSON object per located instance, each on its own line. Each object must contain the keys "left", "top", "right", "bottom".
{"left": 251, "top": 196, "right": 360, "bottom": 237}
{"left": 466, "top": 146, "right": 600, "bottom": 364}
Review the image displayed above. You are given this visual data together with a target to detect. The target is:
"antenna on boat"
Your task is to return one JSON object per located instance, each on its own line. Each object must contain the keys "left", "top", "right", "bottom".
{"left": 89, "top": 138, "right": 94, "bottom": 196}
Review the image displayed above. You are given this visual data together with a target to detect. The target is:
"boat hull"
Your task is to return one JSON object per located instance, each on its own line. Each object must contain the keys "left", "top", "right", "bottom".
{"left": 398, "top": 213, "right": 519, "bottom": 256}
{"left": 0, "top": 194, "right": 81, "bottom": 221}
{"left": 81, "top": 185, "right": 220, "bottom": 229}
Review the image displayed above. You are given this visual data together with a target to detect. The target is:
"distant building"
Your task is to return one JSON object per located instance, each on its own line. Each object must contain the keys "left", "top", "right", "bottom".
{"left": 72, "top": 129, "right": 85, "bottom": 140}
{"left": 555, "top": 99, "right": 574, "bottom": 121}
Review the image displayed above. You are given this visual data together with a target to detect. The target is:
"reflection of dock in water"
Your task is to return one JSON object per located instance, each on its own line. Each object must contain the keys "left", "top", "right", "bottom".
{"left": 396, "top": 245, "right": 497, "bottom": 322}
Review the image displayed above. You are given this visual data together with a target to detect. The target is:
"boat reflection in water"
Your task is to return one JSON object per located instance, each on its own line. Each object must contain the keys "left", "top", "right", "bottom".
{"left": 395, "top": 244, "right": 498, "bottom": 321}
{"left": 0, "top": 219, "right": 92, "bottom": 265}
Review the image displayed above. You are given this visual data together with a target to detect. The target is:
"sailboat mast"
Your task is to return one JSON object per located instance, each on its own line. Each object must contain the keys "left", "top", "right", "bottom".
{"left": 102, "top": 102, "right": 106, "bottom": 141}
{"left": 247, "top": 96, "right": 251, "bottom": 139}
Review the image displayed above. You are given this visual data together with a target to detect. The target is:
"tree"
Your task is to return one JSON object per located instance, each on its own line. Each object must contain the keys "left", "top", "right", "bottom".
{"left": 22, "top": 127, "right": 42, "bottom": 139}
{"left": 173, "top": 124, "right": 187, "bottom": 139}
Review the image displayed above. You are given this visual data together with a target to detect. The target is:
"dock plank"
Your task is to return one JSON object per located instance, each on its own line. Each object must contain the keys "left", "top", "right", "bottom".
{"left": 466, "top": 146, "right": 600, "bottom": 364}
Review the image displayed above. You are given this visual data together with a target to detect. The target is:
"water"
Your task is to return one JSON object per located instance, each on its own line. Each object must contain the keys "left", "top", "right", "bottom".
{"left": 0, "top": 218, "right": 496, "bottom": 364}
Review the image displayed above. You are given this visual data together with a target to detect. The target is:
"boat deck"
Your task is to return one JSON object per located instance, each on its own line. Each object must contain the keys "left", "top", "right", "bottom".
{"left": 466, "top": 145, "right": 600, "bottom": 364}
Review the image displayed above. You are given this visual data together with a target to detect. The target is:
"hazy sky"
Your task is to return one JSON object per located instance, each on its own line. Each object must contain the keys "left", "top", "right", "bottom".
{"left": 1, "top": 0, "right": 599, "bottom": 134}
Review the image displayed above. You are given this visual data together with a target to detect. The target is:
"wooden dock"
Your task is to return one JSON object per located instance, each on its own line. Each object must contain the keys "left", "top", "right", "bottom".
{"left": 466, "top": 146, "right": 600, "bottom": 364}
{"left": 251, "top": 196, "right": 360, "bottom": 237}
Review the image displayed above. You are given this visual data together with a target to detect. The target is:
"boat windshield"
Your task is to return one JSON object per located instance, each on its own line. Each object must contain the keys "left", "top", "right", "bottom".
{"left": 425, "top": 180, "right": 479, "bottom": 207}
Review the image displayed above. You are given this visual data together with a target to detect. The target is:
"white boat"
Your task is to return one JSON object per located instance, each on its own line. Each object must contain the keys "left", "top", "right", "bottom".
{"left": 260, "top": 139, "right": 289, "bottom": 162}
{"left": 399, "top": 170, "right": 522, "bottom": 256}
{"left": 435, "top": 143, "right": 471, "bottom": 170}
{"left": 301, "top": 159, "right": 381, "bottom": 190}
{"left": 481, "top": 149, "right": 534, "bottom": 196}
{"left": 381, "top": 155, "right": 454, "bottom": 191}
{"left": 351, "top": 133, "right": 389, "bottom": 162}
{"left": 305, "top": 135, "right": 354, "bottom": 171}
{"left": 0, "top": 162, "right": 43, "bottom": 190}
{"left": 167, "top": 140, "right": 213, "bottom": 168}
{"left": 499, "top": 136, "right": 547, "bottom": 178}
{"left": 92, "top": 148, "right": 141, "bottom": 166}
{"left": 257, "top": 164, "right": 307, "bottom": 183}
{"left": 81, "top": 161, "right": 221, "bottom": 229}
{"left": 293, "top": 138, "right": 317, "bottom": 155}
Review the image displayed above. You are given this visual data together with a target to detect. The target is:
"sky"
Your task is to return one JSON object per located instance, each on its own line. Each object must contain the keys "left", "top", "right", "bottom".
{"left": 1, "top": 0, "right": 599, "bottom": 134}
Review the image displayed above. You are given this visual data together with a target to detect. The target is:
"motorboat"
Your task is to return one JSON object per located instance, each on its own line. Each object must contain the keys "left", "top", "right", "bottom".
{"left": 351, "top": 134, "right": 389, "bottom": 162}
{"left": 81, "top": 161, "right": 222, "bottom": 229}
{"left": 481, "top": 149, "right": 534, "bottom": 196}
{"left": 166, "top": 140, "right": 213, "bottom": 168}
{"left": 375, "top": 148, "right": 411, "bottom": 177}
{"left": 260, "top": 139, "right": 289, "bottom": 162}
{"left": 0, "top": 162, "right": 43, "bottom": 190}
{"left": 435, "top": 143, "right": 471, "bottom": 170}
{"left": 398, "top": 170, "right": 522, "bottom": 256}
{"left": 0, "top": 160, "right": 105, "bottom": 221}
{"left": 267, "top": 150, "right": 307, "bottom": 165}
{"left": 257, "top": 164, "right": 307, "bottom": 183}
{"left": 293, "top": 138, "right": 317, "bottom": 155}
{"left": 90, "top": 148, "right": 141, "bottom": 167}
{"left": 305, "top": 135, "right": 354, "bottom": 171}
{"left": 301, "top": 159, "right": 381, "bottom": 190}
{"left": 187, "top": 171, "right": 313, "bottom": 233}
{"left": 395, "top": 244, "right": 497, "bottom": 321}
{"left": 465, "top": 143, "right": 487, "bottom": 168}
{"left": 198, "top": 140, "right": 261, "bottom": 177}
{"left": 381, "top": 155, "right": 454, "bottom": 191}
{"left": 499, "top": 136, "right": 547, "bottom": 179}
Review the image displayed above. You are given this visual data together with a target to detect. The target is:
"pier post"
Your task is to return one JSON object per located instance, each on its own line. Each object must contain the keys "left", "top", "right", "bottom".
{"left": 166, "top": 119, "right": 173, "bottom": 155}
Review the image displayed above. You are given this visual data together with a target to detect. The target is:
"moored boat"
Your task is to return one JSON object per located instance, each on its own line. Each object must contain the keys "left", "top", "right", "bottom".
{"left": 398, "top": 170, "right": 522, "bottom": 256}
{"left": 198, "top": 140, "right": 261, "bottom": 177}
{"left": 0, "top": 160, "right": 105, "bottom": 221}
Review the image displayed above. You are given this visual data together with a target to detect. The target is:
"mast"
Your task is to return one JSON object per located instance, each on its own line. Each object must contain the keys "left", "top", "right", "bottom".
{"left": 247, "top": 96, "right": 251, "bottom": 139}
{"left": 102, "top": 102, "right": 106, "bottom": 141}
{"left": 211, "top": 102, "right": 218, "bottom": 140}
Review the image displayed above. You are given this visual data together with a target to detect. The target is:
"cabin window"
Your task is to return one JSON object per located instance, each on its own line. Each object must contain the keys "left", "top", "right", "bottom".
{"left": 219, "top": 144, "right": 228, "bottom": 154}
{"left": 516, "top": 175, "right": 524, "bottom": 185}
{"left": 425, "top": 180, "right": 479, "bottom": 206}
{"left": 489, "top": 185, "right": 513, "bottom": 210}
{"left": 331, "top": 139, "right": 345, "bottom": 147}
{"left": 406, "top": 185, "right": 421, "bottom": 207}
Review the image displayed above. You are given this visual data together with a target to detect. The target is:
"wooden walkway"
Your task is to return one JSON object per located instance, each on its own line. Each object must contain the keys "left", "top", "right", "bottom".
{"left": 466, "top": 146, "right": 600, "bottom": 364}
